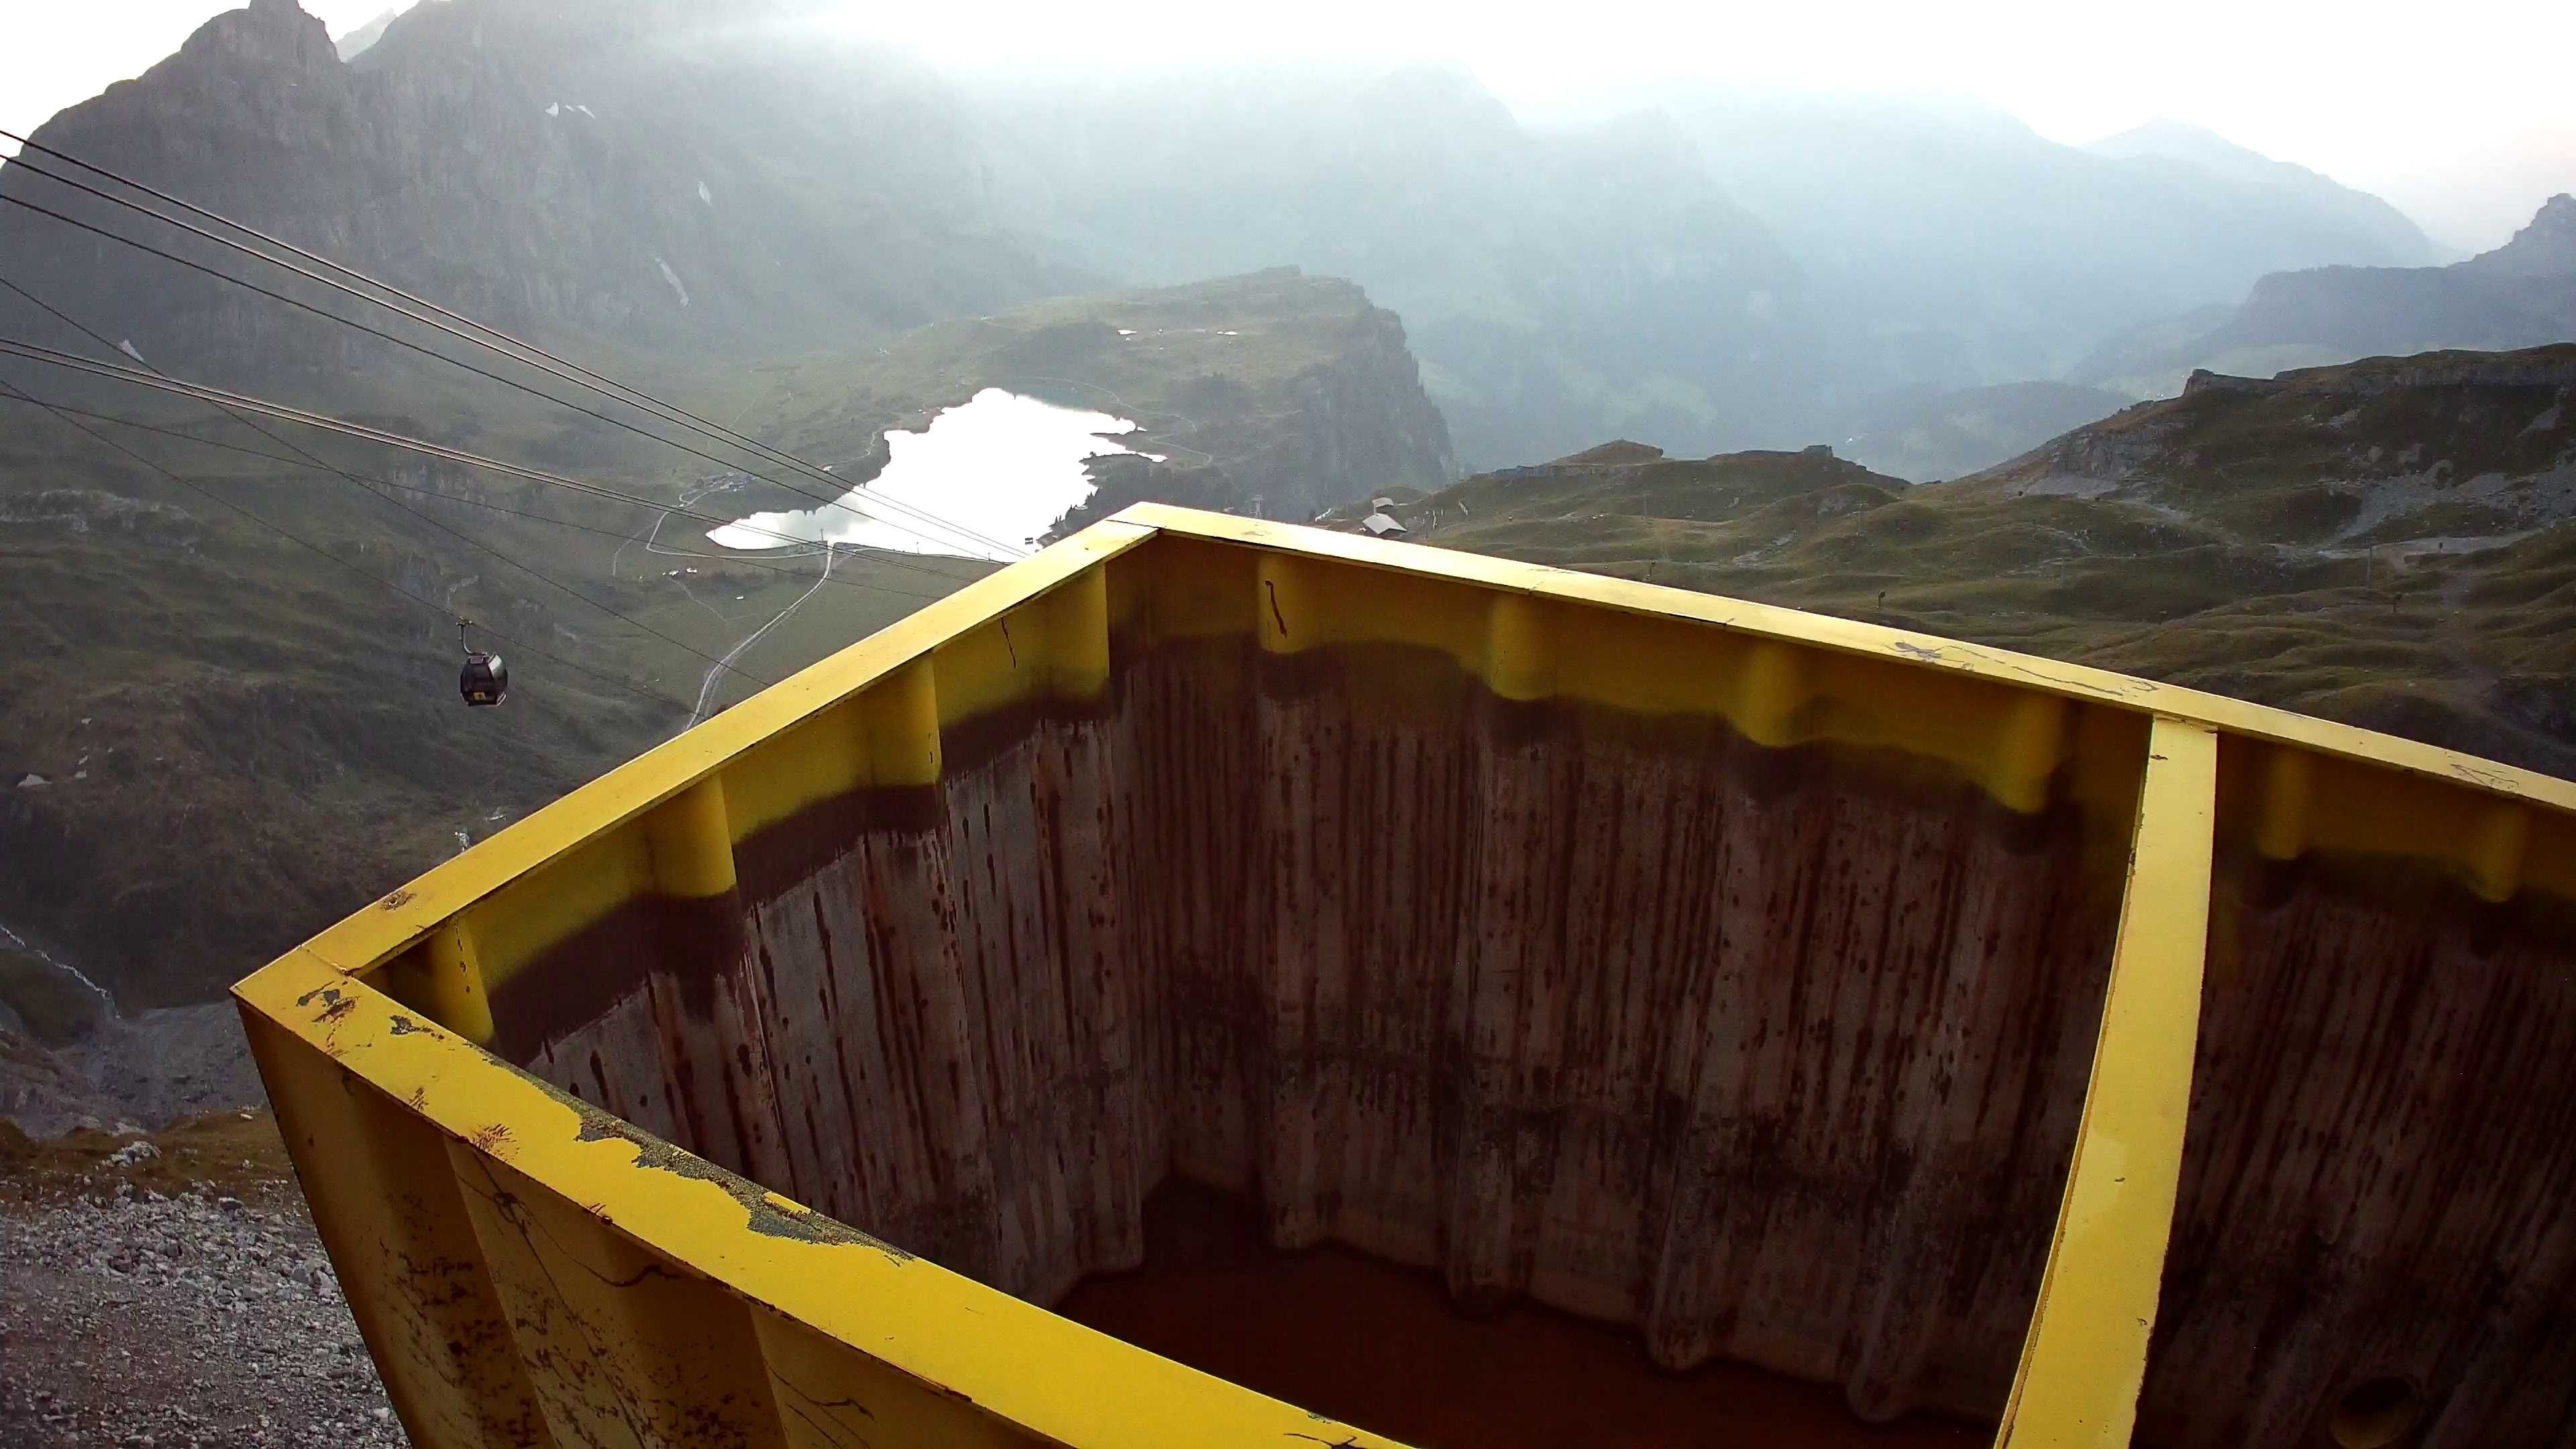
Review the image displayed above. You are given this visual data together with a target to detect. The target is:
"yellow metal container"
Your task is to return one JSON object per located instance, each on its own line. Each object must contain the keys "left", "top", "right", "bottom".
{"left": 235, "top": 504, "right": 2576, "bottom": 1449}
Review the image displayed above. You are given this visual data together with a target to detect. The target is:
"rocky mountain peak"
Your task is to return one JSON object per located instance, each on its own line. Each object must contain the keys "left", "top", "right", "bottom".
{"left": 178, "top": 0, "right": 339, "bottom": 74}
{"left": 2470, "top": 193, "right": 2576, "bottom": 276}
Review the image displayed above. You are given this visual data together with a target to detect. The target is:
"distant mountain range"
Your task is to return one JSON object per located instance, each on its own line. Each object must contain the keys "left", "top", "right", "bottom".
{"left": 2080, "top": 119, "right": 2446, "bottom": 263}
{"left": 1, "top": 0, "right": 2524, "bottom": 477}
{"left": 963, "top": 70, "right": 1825, "bottom": 472}
{"left": 0, "top": 0, "right": 1089, "bottom": 392}
{"left": 1654, "top": 97, "right": 2444, "bottom": 404}
{"left": 2084, "top": 193, "right": 2576, "bottom": 394}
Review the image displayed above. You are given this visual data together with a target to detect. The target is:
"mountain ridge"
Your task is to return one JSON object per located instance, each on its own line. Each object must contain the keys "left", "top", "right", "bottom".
{"left": 1360, "top": 345, "right": 2576, "bottom": 780}
{"left": 2085, "top": 194, "right": 2576, "bottom": 394}
{"left": 0, "top": 0, "right": 1088, "bottom": 390}
{"left": 5, "top": 1, "right": 2475, "bottom": 476}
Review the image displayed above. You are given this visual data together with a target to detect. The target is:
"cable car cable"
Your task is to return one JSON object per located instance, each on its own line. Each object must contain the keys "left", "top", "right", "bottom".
{"left": 0, "top": 188, "right": 1003, "bottom": 574}
{"left": 0, "top": 158, "right": 1019, "bottom": 563}
{"left": 0, "top": 374, "right": 694, "bottom": 714}
{"left": 0, "top": 126, "right": 1031, "bottom": 561}
{"left": 0, "top": 143, "right": 1032, "bottom": 562}
{"left": 0, "top": 390, "right": 956, "bottom": 604}
{"left": 0, "top": 275, "right": 784, "bottom": 692}
{"left": 0, "top": 335, "right": 994, "bottom": 594}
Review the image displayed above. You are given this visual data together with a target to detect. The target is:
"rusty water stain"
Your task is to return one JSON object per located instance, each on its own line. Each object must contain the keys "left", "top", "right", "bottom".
{"left": 389, "top": 627, "right": 2576, "bottom": 1445}
{"left": 478, "top": 639, "right": 2125, "bottom": 1421}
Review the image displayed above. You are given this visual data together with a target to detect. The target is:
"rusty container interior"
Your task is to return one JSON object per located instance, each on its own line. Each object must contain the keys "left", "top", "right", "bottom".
{"left": 237, "top": 506, "right": 2576, "bottom": 1449}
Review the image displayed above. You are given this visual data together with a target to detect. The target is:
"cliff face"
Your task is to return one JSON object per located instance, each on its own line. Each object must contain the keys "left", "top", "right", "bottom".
{"left": 0, "top": 0, "right": 1083, "bottom": 386}
{"left": 721, "top": 267, "right": 1457, "bottom": 532}
{"left": 1062, "top": 283, "right": 1455, "bottom": 526}
{"left": 1269, "top": 301, "right": 1456, "bottom": 509}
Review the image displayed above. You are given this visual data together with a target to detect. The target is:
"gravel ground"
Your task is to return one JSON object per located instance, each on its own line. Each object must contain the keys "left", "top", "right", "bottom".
{"left": 1, "top": 1120, "right": 406, "bottom": 1449}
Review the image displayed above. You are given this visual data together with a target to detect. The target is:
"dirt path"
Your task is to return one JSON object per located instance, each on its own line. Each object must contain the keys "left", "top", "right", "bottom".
{"left": 690, "top": 541, "right": 835, "bottom": 727}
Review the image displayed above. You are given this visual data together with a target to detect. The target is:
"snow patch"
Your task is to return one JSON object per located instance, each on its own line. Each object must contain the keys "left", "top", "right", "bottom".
{"left": 653, "top": 256, "right": 690, "bottom": 307}
{"left": 544, "top": 101, "right": 559, "bottom": 117}
{"left": 709, "top": 388, "right": 1157, "bottom": 561}
{"left": 696, "top": 178, "right": 714, "bottom": 207}
{"left": 16, "top": 773, "right": 45, "bottom": 789}
{"left": 574, "top": 104, "right": 596, "bottom": 119}
{"left": 117, "top": 339, "right": 146, "bottom": 365}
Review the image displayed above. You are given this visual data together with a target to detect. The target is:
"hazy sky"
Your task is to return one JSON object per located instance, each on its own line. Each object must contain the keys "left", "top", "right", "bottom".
{"left": 5, "top": 0, "right": 2567, "bottom": 251}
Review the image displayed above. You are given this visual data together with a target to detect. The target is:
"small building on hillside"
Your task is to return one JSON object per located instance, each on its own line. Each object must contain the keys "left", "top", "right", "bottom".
{"left": 1362, "top": 512, "right": 1407, "bottom": 537}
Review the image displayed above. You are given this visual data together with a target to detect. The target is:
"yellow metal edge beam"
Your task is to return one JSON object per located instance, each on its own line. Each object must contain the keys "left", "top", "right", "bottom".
{"left": 230, "top": 952, "right": 1412, "bottom": 1449}
{"left": 1110, "top": 503, "right": 2576, "bottom": 817}
{"left": 1993, "top": 716, "right": 2218, "bottom": 1448}
{"left": 290, "top": 518, "right": 1161, "bottom": 977}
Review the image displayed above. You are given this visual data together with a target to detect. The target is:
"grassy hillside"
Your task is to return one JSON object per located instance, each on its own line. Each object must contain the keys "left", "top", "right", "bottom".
{"left": 0, "top": 270, "right": 1430, "bottom": 1010}
{"left": 1358, "top": 349, "right": 2576, "bottom": 781}
{"left": 0, "top": 395, "right": 979, "bottom": 1014}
